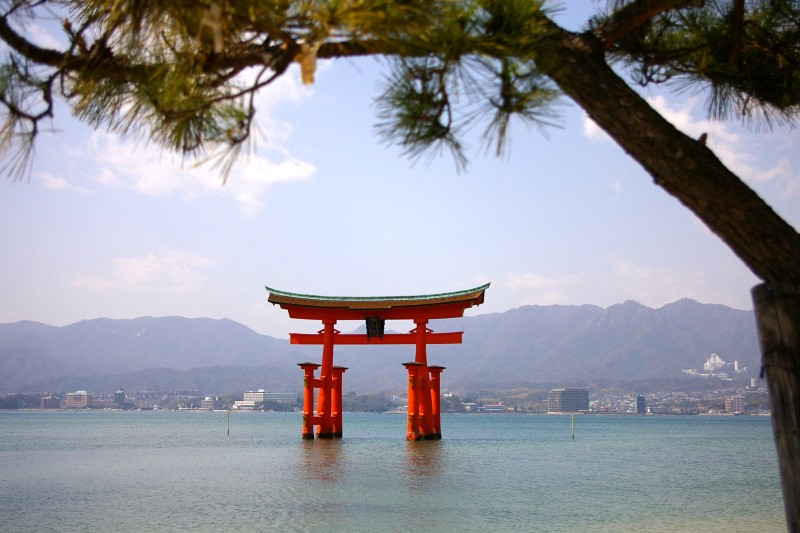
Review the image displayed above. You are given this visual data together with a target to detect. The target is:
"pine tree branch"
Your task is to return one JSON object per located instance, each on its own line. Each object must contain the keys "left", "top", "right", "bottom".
{"left": 727, "top": 0, "right": 745, "bottom": 74}
{"left": 318, "top": 40, "right": 389, "bottom": 59}
{"left": 0, "top": 12, "right": 66, "bottom": 67}
{"left": 592, "top": 0, "right": 702, "bottom": 51}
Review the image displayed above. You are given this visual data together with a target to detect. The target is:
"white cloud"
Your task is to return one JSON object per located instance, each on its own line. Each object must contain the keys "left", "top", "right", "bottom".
{"left": 607, "top": 254, "right": 669, "bottom": 282}
{"left": 227, "top": 150, "right": 317, "bottom": 217}
{"left": 25, "top": 23, "right": 64, "bottom": 50}
{"left": 505, "top": 272, "right": 560, "bottom": 290}
{"left": 647, "top": 96, "right": 750, "bottom": 173}
{"left": 581, "top": 114, "right": 610, "bottom": 142}
{"left": 75, "top": 249, "right": 213, "bottom": 293}
{"left": 605, "top": 254, "right": 703, "bottom": 306}
{"left": 751, "top": 157, "right": 797, "bottom": 202}
{"left": 37, "top": 172, "right": 89, "bottom": 192}
{"left": 250, "top": 64, "right": 311, "bottom": 109}
{"left": 500, "top": 271, "right": 583, "bottom": 306}
{"left": 65, "top": 127, "right": 316, "bottom": 215}
{"left": 756, "top": 157, "right": 790, "bottom": 184}
{"left": 52, "top": 66, "right": 317, "bottom": 214}
{"left": 646, "top": 96, "right": 798, "bottom": 195}
{"left": 469, "top": 255, "right": 745, "bottom": 315}
{"left": 581, "top": 95, "right": 796, "bottom": 198}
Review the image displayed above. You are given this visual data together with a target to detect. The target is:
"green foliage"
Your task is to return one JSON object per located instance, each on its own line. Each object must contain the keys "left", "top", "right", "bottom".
{"left": 0, "top": 0, "right": 448, "bottom": 179}
{"left": 607, "top": 0, "right": 800, "bottom": 128}
{"left": 0, "top": 393, "right": 41, "bottom": 409}
{"left": 261, "top": 399, "right": 296, "bottom": 411}
{"left": 1, "top": 0, "right": 798, "bottom": 178}
{"left": 376, "top": 0, "right": 559, "bottom": 168}
{"left": 440, "top": 393, "right": 468, "bottom": 412}
{"left": 377, "top": 56, "right": 468, "bottom": 169}
{"left": 341, "top": 392, "right": 394, "bottom": 412}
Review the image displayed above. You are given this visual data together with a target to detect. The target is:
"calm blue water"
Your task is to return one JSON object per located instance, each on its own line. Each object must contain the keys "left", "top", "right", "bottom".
{"left": 0, "top": 411, "right": 786, "bottom": 532}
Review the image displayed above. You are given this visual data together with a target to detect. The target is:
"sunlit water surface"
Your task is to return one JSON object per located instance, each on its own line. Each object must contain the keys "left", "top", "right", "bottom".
{"left": 0, "top": 411, "right": 786, "bottom": 532}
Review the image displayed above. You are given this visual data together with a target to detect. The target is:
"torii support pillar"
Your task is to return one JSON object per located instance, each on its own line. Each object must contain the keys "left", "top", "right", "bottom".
{"left": 429, "top": 365, "right": 445, "bottom": 439}
{"left": 297, "top": 361, "right": 348, "bottom": 439}
{"left": 403, "top": 362, "right": 444, "bottom": 441}
{"left": 298, "top": 362, "right": 320, "bottom": 440}
{"left": 404, "top": 362, "right": 425, "bottom": 441}
{"left": 331, "top": 366, "right": 347, "bottom": 438}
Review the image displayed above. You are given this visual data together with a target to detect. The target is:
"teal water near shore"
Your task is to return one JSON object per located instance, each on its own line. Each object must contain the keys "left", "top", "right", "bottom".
{"left": 0, "top": 411, "right": 786, "bottom": 532}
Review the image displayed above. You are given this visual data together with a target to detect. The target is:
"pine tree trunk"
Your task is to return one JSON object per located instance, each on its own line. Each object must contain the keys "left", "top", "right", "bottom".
{"left": 532, "top": 25, "right": 800, "bottom": 289}
{"left": 533, "top": 24, "right": 800, "bottom": 530}
{"left": 753, "top": 284, "right": 800, "bottom": 531}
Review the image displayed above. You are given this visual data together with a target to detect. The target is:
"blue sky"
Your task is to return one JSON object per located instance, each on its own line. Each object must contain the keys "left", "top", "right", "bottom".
{"left": 1, "top": 6, "right": 798, "bottom": 338}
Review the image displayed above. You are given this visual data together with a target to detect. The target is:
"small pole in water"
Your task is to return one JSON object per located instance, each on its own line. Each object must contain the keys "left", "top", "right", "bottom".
{"left": 227, "top": 410, "right": 230, "bottom": 436}
{"left": 571, "top": 414, "right": 575, "bottom": 439}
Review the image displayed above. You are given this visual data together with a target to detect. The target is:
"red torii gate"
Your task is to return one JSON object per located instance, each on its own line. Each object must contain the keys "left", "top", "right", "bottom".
{"left": 266, "top": 283, "right": 489, "bottom": 440}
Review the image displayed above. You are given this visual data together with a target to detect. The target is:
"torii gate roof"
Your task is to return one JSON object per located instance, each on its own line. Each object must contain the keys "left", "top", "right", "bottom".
{"left": 266, "top": 283, "right": 490, "bottom": 321}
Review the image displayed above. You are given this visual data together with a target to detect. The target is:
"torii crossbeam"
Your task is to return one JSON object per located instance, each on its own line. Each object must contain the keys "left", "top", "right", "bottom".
{"left": 266, "top": 283, "right": 489, "bottom": 440}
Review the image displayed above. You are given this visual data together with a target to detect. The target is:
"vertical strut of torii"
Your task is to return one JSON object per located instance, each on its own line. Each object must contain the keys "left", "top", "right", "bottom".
{"left": 266, "top": 283, "right": 489, "bottom": 440}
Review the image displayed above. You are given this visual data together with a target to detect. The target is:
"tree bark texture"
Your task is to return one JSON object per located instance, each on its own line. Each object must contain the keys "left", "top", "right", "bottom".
{"left": 753, "top": 284, "right": 800, "bottom": 532}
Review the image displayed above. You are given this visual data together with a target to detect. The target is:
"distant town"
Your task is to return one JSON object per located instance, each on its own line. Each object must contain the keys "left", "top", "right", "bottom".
{"left": 0, "top": 378, "right": 771, "bottom": 416}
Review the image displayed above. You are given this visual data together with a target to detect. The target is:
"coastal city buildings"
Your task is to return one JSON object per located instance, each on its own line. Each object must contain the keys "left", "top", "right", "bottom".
{"left": 113, "top": 389, "right": 125, "bottom": 407}
{"left": 682, "top": 353, "right": 748, "bottom": 379}
{"left": 39, "top": 396, "right": 61, "bottom": 409}
{"left": 726, "top": 395, "right": 745, "bottom": 415}
{"left": 2, "top": 381, "right": 771, "bottom": 415}
{"left": 63, "top": 390, "right": 92, "bottom": 409}
{"left": 243, "top": 389, "right": 297, "bottom": 405}
{"left": 547, "top": 388, "right": 589, "bottom": 413}
{"left": 201, "top": 396, "right": 224, "bottom": 410}
{"left": 232, "top": 389, "right": 299, "bottom": 410}
{"left": 636, "top": 394, "right": 646, "bottom": 414}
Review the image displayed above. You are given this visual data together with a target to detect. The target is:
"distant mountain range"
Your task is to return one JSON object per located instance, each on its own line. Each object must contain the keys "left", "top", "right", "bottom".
{"left": 0, "top": 299, "right": 760, "bottom": 395}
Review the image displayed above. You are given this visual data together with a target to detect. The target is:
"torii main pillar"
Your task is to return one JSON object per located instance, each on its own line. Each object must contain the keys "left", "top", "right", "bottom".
{"left": 266, "top": 284, "right": 489, "bottom": 440}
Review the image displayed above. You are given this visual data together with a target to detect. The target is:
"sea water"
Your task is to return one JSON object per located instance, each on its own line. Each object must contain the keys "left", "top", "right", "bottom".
{"left": 0, "top": 411, "right": 786, "bottom": 532}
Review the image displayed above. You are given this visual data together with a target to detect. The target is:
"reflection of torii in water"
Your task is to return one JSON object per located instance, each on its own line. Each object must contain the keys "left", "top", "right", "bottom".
{"left": 266, "top": 283, "right": 490, "bottom": 441}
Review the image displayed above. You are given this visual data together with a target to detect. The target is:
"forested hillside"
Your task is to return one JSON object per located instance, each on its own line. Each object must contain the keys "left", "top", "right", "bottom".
{"left": 0, "top": 299, "right": 758, "bottom": 394}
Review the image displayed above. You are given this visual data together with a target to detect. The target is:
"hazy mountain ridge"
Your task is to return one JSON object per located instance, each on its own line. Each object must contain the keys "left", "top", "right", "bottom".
{"left": 0, "top": 299, "right": 759, "bottom": 394}
{"left": 0, "top": 317, "right": 304, "bottom": 393}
